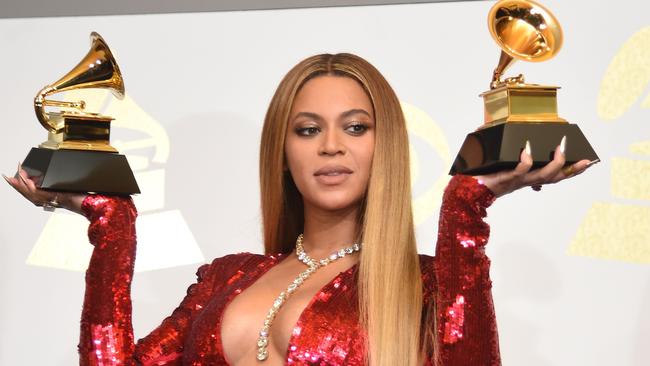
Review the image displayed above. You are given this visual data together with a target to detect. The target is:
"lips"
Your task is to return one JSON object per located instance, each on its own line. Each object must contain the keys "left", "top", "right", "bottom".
{"left": 314, "top": 165, "right": 353, "bottom": 185}
{"left": 314, "top": 165, "right": 353, "bottom": 176}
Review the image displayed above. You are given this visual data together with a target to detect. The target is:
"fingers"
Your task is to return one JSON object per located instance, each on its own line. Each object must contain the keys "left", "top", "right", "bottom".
{"left": 15, "top": 164, "right": 38, "bottom": 198}
{"left": 4, "top": 164, "right": 54, "bottom": 207}
{"left": 16, "top": 164, "right": 32, "bottom": 190}
{"left": 2, "top": 174, "right": 17, "bottom": 190}
{"left": 586, "top": 158, "right": 601, "bottom": 168}
{"left": 504, "top": 141, "right": 534, "bottom": 184}
{"left": 4, "top": 171, "right": 32, "bottom": 202}
{"left": 476, "top": 141, "right": 534, "bottom": 197}
{"left": 513, "top": 140, "right": 534, "bottom": 176}
{"left": 551, "top": 158, "right": 593, "bottom": 182}
{"left": 18, "top": 165, "right": 38, "bottom": 192}
{"left": 522, "top": 137, "right": 566, "bottom": 186}
{"left": 6, "top": 164, "right": 28, "bottom": 192}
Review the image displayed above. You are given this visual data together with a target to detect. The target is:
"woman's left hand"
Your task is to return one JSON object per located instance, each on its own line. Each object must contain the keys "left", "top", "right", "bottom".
{"left": 475, "top": 138, "right": 598, "bottom": 198}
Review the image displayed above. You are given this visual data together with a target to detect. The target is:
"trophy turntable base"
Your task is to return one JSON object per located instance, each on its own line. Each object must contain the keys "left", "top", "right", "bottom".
{"left": 22, "top": 147, "right": 140, "bottom": 194}
{"left": 450, "top": 122, "right": 599, "bottom": 175}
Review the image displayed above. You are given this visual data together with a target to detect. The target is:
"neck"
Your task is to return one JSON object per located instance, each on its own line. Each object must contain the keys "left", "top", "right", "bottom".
{"left": 300, "top": 202, "right": 361, "bottom": 259}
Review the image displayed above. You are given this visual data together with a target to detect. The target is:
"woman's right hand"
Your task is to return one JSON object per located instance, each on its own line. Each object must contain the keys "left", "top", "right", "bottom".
{"left": 3, "top": 164, "right": 86, "bottom": 215}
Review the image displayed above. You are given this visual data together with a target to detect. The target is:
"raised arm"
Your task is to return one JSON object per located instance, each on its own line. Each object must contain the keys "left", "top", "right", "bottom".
{"left": 79, "top": 195, "right": 138, "bottom": 365}
{"left": 433, "top": 175, "right": 499, "bottom": 365}
{"left": 78, "top": 195, "right": 223, "bottom": 366}
{"left": 430, "top": 140, "right": 594, "bottom": 365}
{"left": 5, "top": 166, "right": 238, "bottom": 365}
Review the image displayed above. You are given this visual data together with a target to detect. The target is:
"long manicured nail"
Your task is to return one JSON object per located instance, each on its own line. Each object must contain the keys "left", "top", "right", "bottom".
{"left": 560, "top": 136, "right": 567, "bottom": 156}
{"left": 16, "top": 169, "right": 28, "bottom": 185}
{"left": 525, "top": 140, "right": 532, "bottom": 156}
{"left": 2, "top": 174, "right": 10, "bottom": 182}
{"left": 586, "top": 158, "right": 600, "bottom": 167}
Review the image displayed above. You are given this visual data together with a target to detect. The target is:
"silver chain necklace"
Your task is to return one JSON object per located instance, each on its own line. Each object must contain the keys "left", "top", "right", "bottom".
{"left": 255, "top": 234, "right": 361, "bottom": 361}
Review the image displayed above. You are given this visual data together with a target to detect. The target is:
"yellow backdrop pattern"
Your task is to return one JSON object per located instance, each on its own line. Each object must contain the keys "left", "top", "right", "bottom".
{"left": 569, "top": 26, "right": 650, "bottom": 264}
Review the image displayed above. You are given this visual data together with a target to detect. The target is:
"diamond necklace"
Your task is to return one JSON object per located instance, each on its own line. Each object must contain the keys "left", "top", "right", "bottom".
{"left": 255, "top": 233, "right": 362, "bottom": 361}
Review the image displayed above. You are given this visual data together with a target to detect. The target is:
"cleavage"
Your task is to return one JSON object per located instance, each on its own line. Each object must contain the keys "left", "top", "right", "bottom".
{"left": 219, "top": 256, "right": 356, "bottom": 365}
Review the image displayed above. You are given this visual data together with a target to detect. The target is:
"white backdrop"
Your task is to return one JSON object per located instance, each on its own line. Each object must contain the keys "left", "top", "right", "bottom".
{"left": 1, "top": 1, "right": 649, "bottom": 364}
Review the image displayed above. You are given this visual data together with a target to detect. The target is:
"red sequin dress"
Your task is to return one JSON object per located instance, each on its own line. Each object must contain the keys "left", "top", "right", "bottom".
{"left": 78, "top": 175, "right": 499, "bottom": 365}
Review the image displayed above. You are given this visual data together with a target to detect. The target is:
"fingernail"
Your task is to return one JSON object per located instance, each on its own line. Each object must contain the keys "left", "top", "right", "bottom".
{"left": 2, "top": 174, "right": 9, "bottom": 182}
{"left": 560, "top": 136, "right": 567, "bottom": 156}
{"left": 586, "top": 158, "right": 600, "bottom": 167}
{"left": 525, "top": 140, "right": 532, "bottom": 156}
{"left": 17, "top": 172, "right": 28, "bottom": 184}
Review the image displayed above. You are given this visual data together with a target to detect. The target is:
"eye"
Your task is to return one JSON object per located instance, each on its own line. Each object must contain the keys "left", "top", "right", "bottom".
{"left": 295, "top": 126, "right": 320, "bottom": 136}
{"left": 345, "top": 123, "right": 368, "bottom": 135}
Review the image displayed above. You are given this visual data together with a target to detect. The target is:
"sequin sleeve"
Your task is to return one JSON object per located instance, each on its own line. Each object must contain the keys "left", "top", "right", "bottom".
{"left": 432, "top": 175, "right": 500, "bottom": 365}
{"left": 79, "top": 195, "right": 138, "bottom": 366}
{"left": 78, "top": 195, "right": 224, "bottom": 366}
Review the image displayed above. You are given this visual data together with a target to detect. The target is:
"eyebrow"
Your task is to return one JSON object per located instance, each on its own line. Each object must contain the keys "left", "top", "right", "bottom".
{"left": 291, "top": 109, "right": 372, "bottom": 123}
{"left": 341, "top": 108, "right": 372, "bottom": 119}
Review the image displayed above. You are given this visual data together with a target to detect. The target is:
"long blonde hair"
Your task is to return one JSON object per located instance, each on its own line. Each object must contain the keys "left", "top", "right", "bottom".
{"left": 259, "top": 53, "right": 424, "bottom": 365}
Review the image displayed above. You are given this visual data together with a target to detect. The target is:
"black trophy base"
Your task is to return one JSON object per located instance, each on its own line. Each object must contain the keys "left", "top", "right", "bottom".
{"left": 22, "top": 147, "right": 140, "bottom": 194}
{"left": 450, "top": 122, "right": 599, "bottom": 175}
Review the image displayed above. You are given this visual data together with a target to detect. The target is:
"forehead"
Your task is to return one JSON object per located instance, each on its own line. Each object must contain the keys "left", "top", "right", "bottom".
{"left": 291, "top": 75, "right": 373, "bottom": 115}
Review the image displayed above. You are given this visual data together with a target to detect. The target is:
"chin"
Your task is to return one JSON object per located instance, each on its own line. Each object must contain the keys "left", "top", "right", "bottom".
{"left": 308, "top": 192, "right": 364, "bottom": 213}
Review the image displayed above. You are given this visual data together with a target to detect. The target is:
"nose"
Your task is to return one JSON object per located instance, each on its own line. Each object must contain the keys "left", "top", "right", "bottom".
{"left": 319, "top": 129, "right": 345, "bottom": 156}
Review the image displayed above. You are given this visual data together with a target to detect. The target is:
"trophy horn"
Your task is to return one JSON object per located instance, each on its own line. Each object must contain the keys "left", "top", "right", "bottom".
{"left": 34, "top": 32, "right": 125, "bottom": 132}
{"left": 488, "top": 0, "right": 563, "bottom": 89}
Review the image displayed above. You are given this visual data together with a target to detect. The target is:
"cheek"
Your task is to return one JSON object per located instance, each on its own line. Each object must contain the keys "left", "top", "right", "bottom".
{"left": 345, "top": 142, "right": 374, "bottom": 197}
{"left": 284, "top": 136, "right": 300, "bottom": 170}
{"left": 355, "top": 140, "right": 375, "bottom": 176}
{"left": 284, "top": 141, "right": 310, "bottom": 188}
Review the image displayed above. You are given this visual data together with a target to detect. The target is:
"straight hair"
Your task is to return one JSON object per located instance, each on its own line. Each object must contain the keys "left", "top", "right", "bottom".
{"left": 259, "top": 53, "right": 425, "bottom": 365}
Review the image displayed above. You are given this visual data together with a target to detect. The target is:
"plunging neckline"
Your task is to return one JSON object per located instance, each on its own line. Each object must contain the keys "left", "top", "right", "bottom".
{"left": 217, "top": 253, "right": 359, "bottom": 365}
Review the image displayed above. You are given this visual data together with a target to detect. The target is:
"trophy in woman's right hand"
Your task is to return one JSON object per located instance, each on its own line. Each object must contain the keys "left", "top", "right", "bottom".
{"left": 450, "top": 0, "right": 599, "bottom": 175}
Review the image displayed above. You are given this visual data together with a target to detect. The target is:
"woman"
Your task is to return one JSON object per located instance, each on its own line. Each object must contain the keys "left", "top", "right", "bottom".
{"left": 4, "top": 53, "right": 593, "bottom": 366}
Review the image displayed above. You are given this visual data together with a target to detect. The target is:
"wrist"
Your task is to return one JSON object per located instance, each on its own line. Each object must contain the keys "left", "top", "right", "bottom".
{"left": 56, "top": 192, "right": 87, "bottom": 215}
{"left": 449, "top": 175, "right": 496, "bottom": 209}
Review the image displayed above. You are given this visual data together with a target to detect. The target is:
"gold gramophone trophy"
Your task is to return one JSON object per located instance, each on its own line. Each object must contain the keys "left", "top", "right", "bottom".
{"left": 21, "top": 32, "right": 140, "bottom": 194}
{"left": 450, "top": 0, "right": 598, "bottom": 175}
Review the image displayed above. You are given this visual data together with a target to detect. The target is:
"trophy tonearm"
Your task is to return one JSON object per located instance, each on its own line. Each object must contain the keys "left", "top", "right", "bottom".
{"left": 34, "top": 32, "right": 124, "bottom": 152}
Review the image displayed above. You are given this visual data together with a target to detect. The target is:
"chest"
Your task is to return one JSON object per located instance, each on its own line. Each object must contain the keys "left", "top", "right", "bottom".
{"left": 184, "top": 257, "right": 366, "bottom": 365}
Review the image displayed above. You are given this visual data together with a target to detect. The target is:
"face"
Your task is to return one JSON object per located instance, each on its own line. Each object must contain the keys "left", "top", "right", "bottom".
{"left": 284, "top": 75, "right": 375, "bottom": 213}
